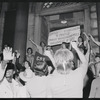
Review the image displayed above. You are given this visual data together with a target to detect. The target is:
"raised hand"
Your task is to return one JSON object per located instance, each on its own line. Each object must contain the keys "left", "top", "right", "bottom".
{"left": 15, "top": 50, "right": 20, "bottom": 58}
{"left": 83, "top": 32, "right": 90, "bottom": 41}
{"left": 44, "top": 50, "right": 51, "bottom": 57}
{"left": 71, "top": 41, "right": 78, "bottom": 49}
{"left": 3, "top": 47, "right": 14, "bottom": 61}
{"left": 29, "top": 38, "right": 35, "bottom": 45}
{"left": 29, "top": 38, "right": 39, "bottom": 48}
{"left": 0, "top": 47, "right": 14, "bottom": 81}
{"left": 44, "top": 50, "right": 56, "bottom": 67}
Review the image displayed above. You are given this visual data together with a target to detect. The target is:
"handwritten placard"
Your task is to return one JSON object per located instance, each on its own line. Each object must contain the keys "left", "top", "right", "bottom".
{"left": 48, "top": 25, "right": 80, "bottom": 46}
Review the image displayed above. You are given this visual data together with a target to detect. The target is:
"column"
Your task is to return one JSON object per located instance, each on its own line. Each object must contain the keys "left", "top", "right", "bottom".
{"left": 26, "top": 2, "right": 36, "bottom": 54}
{"left": 34, "top": 3, "right": 43, "bottom": 45}
{"left": 14, "top": 2, "right": 29, "bottom": 64}
{"left": 84, "top": 7, "right": 91, "bottom": 35}
{"left": 34, "top": 14, "right": 41, "bottom": 45}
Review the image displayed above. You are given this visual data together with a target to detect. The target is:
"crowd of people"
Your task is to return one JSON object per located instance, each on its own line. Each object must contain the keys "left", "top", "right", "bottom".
{"left": 0, "top": 32, "right": 100, "bottom": 98}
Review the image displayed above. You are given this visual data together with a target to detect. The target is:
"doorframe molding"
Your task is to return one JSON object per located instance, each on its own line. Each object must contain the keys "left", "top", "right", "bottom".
{"left": 40, "top": 2, "right": 95, "bottom": 16}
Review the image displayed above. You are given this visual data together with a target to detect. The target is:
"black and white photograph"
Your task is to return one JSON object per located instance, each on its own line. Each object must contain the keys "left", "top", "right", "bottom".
{"left": 0, "top": 2, "right": 100, "bottom": 98}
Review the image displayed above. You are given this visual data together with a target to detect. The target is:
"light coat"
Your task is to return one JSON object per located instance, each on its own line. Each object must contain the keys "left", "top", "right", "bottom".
{"left": 0, "top": 78, "right": 28, "bottom": 98}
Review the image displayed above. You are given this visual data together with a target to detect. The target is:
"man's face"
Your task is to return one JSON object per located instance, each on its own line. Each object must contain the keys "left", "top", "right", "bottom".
{"left": 5, "top": 69, "right": 14, "bottom": 80}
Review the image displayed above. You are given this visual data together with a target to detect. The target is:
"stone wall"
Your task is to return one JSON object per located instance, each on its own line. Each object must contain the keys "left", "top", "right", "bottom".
{"left": 90, "top": 4, "right": 99, "bottom": 53}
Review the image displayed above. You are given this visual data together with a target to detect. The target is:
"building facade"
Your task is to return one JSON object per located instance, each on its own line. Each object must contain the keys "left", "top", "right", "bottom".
{"left": 0, "top": 2, "right": 99, "bottom": 63}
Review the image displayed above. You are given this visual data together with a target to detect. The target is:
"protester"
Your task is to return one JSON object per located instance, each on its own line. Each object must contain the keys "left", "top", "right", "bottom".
{"left": 1, "top": 30, "right": 100, "bottom": 98}
{"left": 89, "top": 76, "right": 100, "bottom": 98}
{"left": 60, "top": 42, "right": 71, "bottom": 50}
{"left": 31, "top": 51, "right": 55, "bottom": 76}
{"left": 78, "top": 36, "right": 84, "bottom": 47}
{"left": 46, "top": 45, "right": 54, "bottom": 56}
{"left": 93, "top": 53, "right": 100, "bottom": 78}
{"left": 19, "top": 56, "right": 48, "bottom": 98}
{"left": 46, "top": 41, "right": 89, "bottom": 98}
{"left": 22, "top": 60, "right": 31, "bottom": 70}
{"left": 0, "top": 47, "right": 29, "bottom": 98}
{"left": 21, "top": 73, "right": 48, "bottom": 98}
{"left": 29, "top": 38, "right": 46, "bottom": 54}
{"left": 26, "top": 47, "right": 34, "bottom": 68}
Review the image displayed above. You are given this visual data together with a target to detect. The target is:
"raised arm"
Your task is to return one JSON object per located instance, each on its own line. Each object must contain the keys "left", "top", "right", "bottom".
{"left": 83, "top": 32, "right": 90, "bottom": 62}
{"left": 29, "top": 38, "right": 40, "bottom": 49}
{"left": 12, "top": 50, "right": 20, "bottom": 64}
{"left": 71, "top": 41, "right": 88, "bottom": 75}
{"left": 89, "top": 34, "right": 100, "bottom": 46}
{"left": 44, "top": 50, "right": 56, "bottom": 68}
{"left": 0, "top": 47, "right": 14, "bottom": 81}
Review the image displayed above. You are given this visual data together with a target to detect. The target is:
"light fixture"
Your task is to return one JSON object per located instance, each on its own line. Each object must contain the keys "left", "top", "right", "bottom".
{"left": 61, "top": 20, "right": 67, "bottom": 24}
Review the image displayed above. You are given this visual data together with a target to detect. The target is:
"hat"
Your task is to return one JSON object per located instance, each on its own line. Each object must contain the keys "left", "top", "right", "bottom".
{"left": 5, "top": 63, "right": 15, "bottom": 74}
{"left": 32, "top": 51, "right": 54, "bottom": 76}
{"left": 19, "top": 68, "right": 34, "bottom": 82}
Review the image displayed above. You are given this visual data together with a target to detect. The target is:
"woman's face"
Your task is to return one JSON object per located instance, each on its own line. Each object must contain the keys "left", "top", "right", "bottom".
{"left": 27, "top": 49, "right": 32, "bottom": 54}
{"left": 24, "top": 61, "right": 30, "bottom": 69}
{"left": 78, "top": 37, "right": 82, "bottom": 43}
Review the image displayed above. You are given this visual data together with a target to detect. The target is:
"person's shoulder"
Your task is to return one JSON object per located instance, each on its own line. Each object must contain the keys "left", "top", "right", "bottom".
{"left": 93, "top": 77, "right": 100, "bottom": 83}
{"left": 70, "top": 67, "right": 84, "bottom": 77}
{"left": 0, "top": 77, "right": 6, "bottom": 85}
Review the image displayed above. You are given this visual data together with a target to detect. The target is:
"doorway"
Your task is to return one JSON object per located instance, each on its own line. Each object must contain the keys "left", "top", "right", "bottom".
{"left": 47, "top": 10, "right": 85, "bottom": 52}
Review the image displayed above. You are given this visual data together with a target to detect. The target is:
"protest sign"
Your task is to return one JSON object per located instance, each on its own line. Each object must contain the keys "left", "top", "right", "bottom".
{"left": 48, "top": 25, "right": 80, "bottom": 46}
{"left": 32, "top": 51, "right": 54, "bottom": 76}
